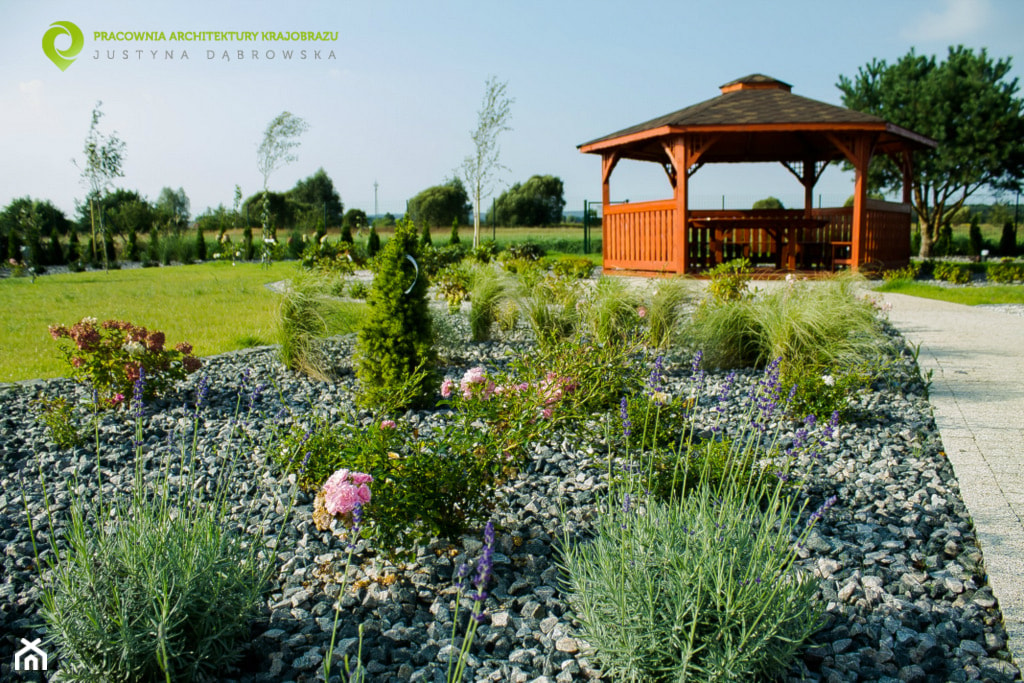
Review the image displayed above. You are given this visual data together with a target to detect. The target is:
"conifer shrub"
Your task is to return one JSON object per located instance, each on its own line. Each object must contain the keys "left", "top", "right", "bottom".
{"left": 420, "top": 222, "right": 432, "bottom": 248}
{"left": 367, "top": 225, "right": 381, "bottom": 257}
{"left": 356, "top": 218, "right": 438, "bottom": 410}
{"left": 449, "top": 217, "right": 461, "bottom": 245}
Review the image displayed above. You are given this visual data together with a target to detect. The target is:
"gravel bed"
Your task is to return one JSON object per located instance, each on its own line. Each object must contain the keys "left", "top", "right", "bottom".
{"left": 1, "top": 326, "right": 1021, "bottom": 682}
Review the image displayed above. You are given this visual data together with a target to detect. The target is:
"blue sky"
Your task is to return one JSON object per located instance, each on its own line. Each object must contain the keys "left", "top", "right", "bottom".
{"left": 1, "top": 0, "right": 1022, "bottom": 219}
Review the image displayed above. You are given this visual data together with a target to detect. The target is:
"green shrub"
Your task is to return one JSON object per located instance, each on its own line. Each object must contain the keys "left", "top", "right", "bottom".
{"left": 470, "top": 240, "right": 499, "bottom": 263}
{"left": 560, "top": 490, "right": 822, "bottom": 682}
{"left": 882, "top": 263, "right": 921, "bottom": 282}
{"left": 704, "top": 258, "right": 752, "bottom": 303}
{"left": 449, "top": 217, "right": 461, "bottom": 246}
{"left": 32, "top": 396, "right": 88, "bottom": 449}
{"left": 782, "top": 363, "right": 872, "bottom": 422}
{"left": 502, "top": 241, "right": 545, "bottom": 261}
{"left": 355, "top": 218, "right": 438, "bottom": 411}
{"left": 419, "top": 222, "right": 432, "bottom": 248}
{"left": 550, "top": 256, "right": 595, "bottom": 279}
{"left": 987, "top": 261, "right": 1024, "bottom": 284}
{"left": 998, "top": 222, "right": 1017, "bottom": 257}
{"left": 933, "top": 261, "right": 970, "bottom": 284}
{"left": 434, "top": 263, "right": 472, "bottom": 313}
{"left": 195, "top": 224, "right": 207, "bottom": 261}
{"left": 367, "top": 225, "right": 381, "bottom": 257}
{"left": 48, "top": 317, "right": 203, "bottom": 408}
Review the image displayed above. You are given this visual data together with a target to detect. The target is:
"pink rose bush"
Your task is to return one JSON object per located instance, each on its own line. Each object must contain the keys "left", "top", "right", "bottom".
{"left": 441, "top": 365, "right": 578, "bottom": 423}
{"left": 49, "top": 317, "right": 202, "bottom": 408}
{"left": 313, "top": 468, "right": 372, "bottom": 533}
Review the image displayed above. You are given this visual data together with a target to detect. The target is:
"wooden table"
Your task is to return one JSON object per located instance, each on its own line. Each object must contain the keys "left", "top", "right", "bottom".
{"left": 689, "top": 215, "right": 830, "bottom": 270}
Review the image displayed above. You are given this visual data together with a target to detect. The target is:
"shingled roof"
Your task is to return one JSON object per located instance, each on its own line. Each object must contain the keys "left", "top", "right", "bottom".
{"left": 579, "top": 74, "right": 934, "bottom": 161}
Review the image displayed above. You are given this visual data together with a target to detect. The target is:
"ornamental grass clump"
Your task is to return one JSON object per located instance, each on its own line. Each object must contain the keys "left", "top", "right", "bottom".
{"left": 684, "top": 274, "right": 889, "bottom": 380}
{"left": 25, "top": 371, "right": 284, "bottom": 681}
{"left": 560, "top": 357, "right": 835, "bottom": 682}
{"left": 278, "top": 270, "right": 358, "bottom": 380}
{"left": 49, "top": 316, "right": 202, "bottom": 408}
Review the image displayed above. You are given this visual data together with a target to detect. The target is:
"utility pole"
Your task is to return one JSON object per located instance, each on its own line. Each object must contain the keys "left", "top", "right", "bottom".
{"left": 374, "top": 180, "right": 379, "bottom": 219}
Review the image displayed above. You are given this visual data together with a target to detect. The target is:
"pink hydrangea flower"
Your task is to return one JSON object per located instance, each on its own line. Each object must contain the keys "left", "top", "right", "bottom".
{"left": 322, "top": 468, "right": 373, "bottom": 517}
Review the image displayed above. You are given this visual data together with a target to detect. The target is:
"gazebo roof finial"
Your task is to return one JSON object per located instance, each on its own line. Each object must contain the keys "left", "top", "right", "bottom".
{"left": 719, "top": 74, "right": 792, "bottom": 94}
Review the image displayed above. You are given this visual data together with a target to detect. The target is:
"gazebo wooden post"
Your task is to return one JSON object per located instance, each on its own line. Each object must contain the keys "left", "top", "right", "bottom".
{"left": 669, "top": 138, "right": 690, "bottom": 274}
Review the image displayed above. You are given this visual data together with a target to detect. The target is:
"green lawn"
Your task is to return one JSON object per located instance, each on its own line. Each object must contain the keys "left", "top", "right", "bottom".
{"left": 873, "top": 279, "right": 1024, "bottom": 305}
{"left": 0, "top": 261, "right": 365, "bottom": 383}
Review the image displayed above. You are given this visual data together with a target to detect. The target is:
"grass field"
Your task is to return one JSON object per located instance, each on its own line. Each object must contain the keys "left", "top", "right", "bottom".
{"left": 2, "top": 227, "right": 600, "bottom": 383}
{"left": 872, "top": 279, "right": 1024, "bottom": 305}
{"left": 0, "top": 261, "right": 368, "bottom": 383}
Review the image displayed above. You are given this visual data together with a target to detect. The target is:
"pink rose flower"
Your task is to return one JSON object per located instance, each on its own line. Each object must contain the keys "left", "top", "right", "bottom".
{"left": 322, "top": 469, "right": 373, "bottom": 517}
{"left": 441, "top": 378, "right": 455, "bottom": 398}
{"left": 380, "top": 419, "right": 396, "bottom": 430}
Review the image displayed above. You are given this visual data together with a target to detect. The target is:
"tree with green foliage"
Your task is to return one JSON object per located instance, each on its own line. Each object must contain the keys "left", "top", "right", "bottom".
{"left": 449, "top": 217, "right": 461, "bottom": 245}
{"left": 195, "top": 223, "right": 207, "bottom": 261}
{"left": 999, "top": 222, "right": 1018, "bottom": 256}
{"left": 367, "top": 225, "right": 381, "bottom": 256}
{"left": 461, "top": 77, "right": 514, "bottom": 248}
{"left": 289, "top": 167, "right": 344, "bottom": 227}
{"left": 968, "top": 214, "right": 984, "bottom": 256}
{"left": 407, "top": 178, "right": 471, "bottom": 228}
{"left": 752, "top": 197, "right": 785, "bottom": 210}
{"left": 1, "top": 197, "right": 71, "bottom": 265}
{"left": 493, "top": 175, "right": 566, "bottom": 226}
{"left": 155, "top": 187, "right": 190, "bottom": 233}
{"left": 75, "top": 101, "right": 126, "bottom": 270}
{"left": 256, "top": 111, "right": 309, "bottom": 241}
{"left": 342, "top": 208, "right": 367, "bottom": 237}
{"left": 838, "top": 46, "right": 1024, "bottom": 258}
{"left": 373, "top": 212, "right": 397, "bottom": 229}
{"left": 355, "top": 218, "right": 437, "bottom": 410}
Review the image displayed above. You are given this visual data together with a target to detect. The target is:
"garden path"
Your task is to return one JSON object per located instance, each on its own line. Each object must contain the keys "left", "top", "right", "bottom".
{"left": 878, "top": 292, "right": 1024, "bottom": 670}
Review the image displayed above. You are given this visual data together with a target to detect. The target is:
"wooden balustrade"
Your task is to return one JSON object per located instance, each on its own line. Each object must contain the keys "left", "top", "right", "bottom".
{"left": 601, "top": 201, "right": 911, "bottom": 273}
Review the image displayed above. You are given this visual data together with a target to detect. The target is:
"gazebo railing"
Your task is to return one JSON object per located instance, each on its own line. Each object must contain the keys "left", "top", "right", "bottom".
{"left": 604, "top": 200, "right": 675, "bottom": 271}
{"left": 602, "top": 200, "right": 911, "bottom": 273}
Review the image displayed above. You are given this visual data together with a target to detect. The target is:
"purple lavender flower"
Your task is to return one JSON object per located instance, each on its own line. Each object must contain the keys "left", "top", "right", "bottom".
{"left": 810, "top": 494, "right": 839, "bottom": 523}
{"left": 193, "top": 375, "right": 209, "bottom": 416}
{"left": 622, "top": 493, "right": 631, "bottom": 514}
{"left": 690, "top": 351, "right": 706, "bottom": 389}
{"left": 131, "top": 366, "right": 147, "bottom": 420}
{"left": 620, "top": 396, "right": 632, "bottom": 437}
{"left": 347, "top": 503, "right": 364, "bottom": 550}
{"left": 455, "top": 562, "right": 470, "bottom": 592}
{"left": 646, "top": 356, "right": 664, "bottom": 397}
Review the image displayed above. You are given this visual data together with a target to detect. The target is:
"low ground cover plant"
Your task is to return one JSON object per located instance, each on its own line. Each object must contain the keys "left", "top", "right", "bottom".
{"left": 49, "top": 317, "right": 202, "bottom": 408}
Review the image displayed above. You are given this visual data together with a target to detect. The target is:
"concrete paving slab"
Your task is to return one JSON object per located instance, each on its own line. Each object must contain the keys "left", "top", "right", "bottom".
{"left": 879, "top": 292, "right": 1024, "bottom": 669}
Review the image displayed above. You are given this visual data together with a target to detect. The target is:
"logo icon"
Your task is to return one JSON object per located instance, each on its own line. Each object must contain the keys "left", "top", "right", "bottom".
{"left": 13, "top": 638, "right": 48, "bottom": 671}
{"left": 42, "top": 20, "right": 84, "bottom": 71}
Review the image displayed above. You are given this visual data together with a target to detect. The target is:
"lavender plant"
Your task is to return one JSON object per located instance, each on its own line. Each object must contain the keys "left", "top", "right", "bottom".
{"left": 24, "top": 370, "right": 288, "bottom": 681}
{"left": 559, "top": 358, "right": 836, "bottom": 682}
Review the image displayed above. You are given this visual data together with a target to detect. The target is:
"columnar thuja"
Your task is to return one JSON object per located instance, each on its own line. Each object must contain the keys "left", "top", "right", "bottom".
{"left": 355, "top": 218, "right": 438, "bottom": 410}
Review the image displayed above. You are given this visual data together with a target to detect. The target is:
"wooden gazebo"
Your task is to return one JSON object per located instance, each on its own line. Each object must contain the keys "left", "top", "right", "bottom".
{"left": 579, "top": 75, "right": 937, "bottom": 274}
